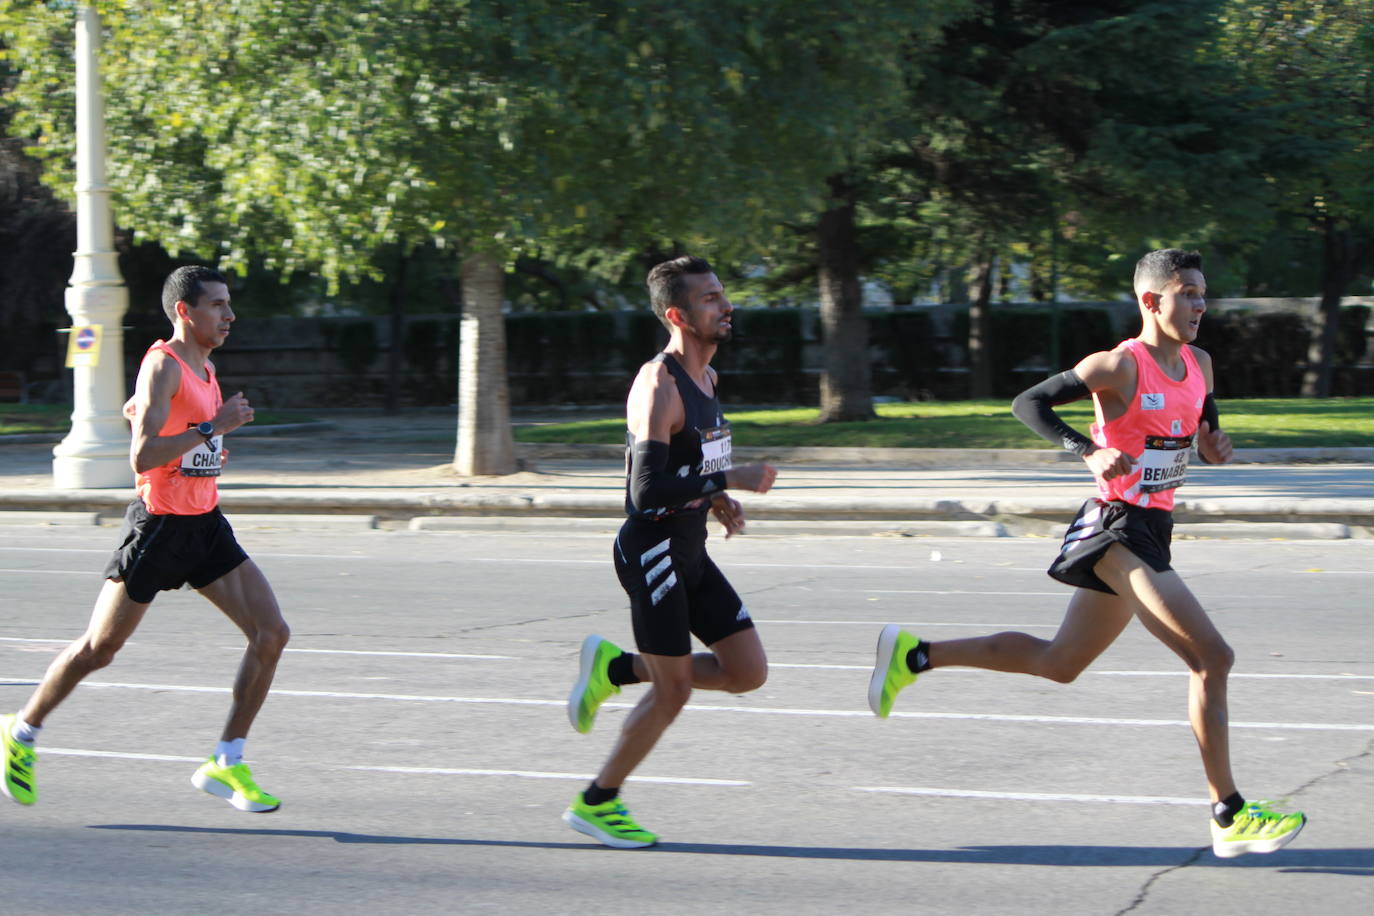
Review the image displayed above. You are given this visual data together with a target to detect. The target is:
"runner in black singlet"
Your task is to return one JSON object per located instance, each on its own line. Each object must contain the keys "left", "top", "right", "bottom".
{"left": 562, "top": 255, "right": 778, "bottom": 849}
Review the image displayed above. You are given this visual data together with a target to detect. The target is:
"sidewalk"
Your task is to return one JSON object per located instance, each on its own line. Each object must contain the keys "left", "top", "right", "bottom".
{"left": 2, "top": 409, "right": 1372, "bottom": 538}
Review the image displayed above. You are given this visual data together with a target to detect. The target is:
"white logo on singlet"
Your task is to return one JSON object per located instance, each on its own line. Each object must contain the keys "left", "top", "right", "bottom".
{"left": 1141, "top": 393, "right": 1165, "bottom": 410}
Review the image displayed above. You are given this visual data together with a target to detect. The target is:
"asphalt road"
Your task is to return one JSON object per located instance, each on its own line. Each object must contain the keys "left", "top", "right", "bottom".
{"left": 1, "top": 520, "right": 1371, "bottom": 914}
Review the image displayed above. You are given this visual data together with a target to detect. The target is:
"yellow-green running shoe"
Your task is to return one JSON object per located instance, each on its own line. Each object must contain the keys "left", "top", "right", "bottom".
{"left": 868, "top": 625, "right": 922, "bottom": 718}
{"left": 1, "top": 714, "right": 36, "bottom": 805}
{"left": 1210, "top": 801, "right": 1306, "bottom": 857}
{"left": 563, "top": 794, "right": 658, "bottom": 849}
{"left": 191, "top": 757, "right": 280, "bottom": 812}
{"left": 568, "top": 634, "right": 623, "bottom": 734}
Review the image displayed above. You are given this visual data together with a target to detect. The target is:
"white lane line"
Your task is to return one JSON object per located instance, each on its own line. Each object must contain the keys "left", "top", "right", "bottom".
{"left": 0, "top": 637, "right": 77, "bottom": 644}
{"left": 853, "top": 786, "right": 1203, "bottom": 806}
{"left": 754, "top": 620, "right": 1058, "bottom": 628}
{"left": 6, "top": 679, "right": 1367, "bottom": 732}
{"left": 0, "top": 547, "right": 108, "bottom": 554}
{"left": 774, "top": 664, "right": 1374, "bottom": 680}
{"left": 341, "top": 765, "right": 748, "bottom": 786}
{"left": 34, "top": 747, "right": 744, "bottom": 786}
{"left": 279, "top": 648, "right": 514, "bottom": 661}
{"left": 0, "top": 568, "right": 89, "bottom": 575}
{"left": 827, "top": 589, "right": 1064, "bottom": 596}
{"left": 1096, "top": 670, "right": 1374, "bottom": 681}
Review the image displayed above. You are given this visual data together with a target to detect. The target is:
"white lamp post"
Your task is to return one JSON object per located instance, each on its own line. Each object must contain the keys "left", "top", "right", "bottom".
{"left": 52, "top": 5, "right": 131, "bottom": 489}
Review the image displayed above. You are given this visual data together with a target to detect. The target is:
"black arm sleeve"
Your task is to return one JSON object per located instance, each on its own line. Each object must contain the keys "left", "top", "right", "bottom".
{"left": 1197, "top": 393, "right": 1221, "bottom": 463}
{"left": 629, "top": 439, "right": 728, "bottom": 513}
{"left": 1010, "top": 370, "right": 1097, "bottom": 457}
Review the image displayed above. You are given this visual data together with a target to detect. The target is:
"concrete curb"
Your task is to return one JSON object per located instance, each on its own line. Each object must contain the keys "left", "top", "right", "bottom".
{"left": 516, "top": 443, "right": 1374, "bottom": 466}
{"left": 0, "top": 421, "right": 337, "bottom": 445}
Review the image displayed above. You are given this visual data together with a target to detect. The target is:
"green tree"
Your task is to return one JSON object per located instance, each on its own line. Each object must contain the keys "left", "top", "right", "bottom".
{"left": 2, "top": 0, "right": 967, "bottom": 466}
{"left": 1218, "top": 0, "right": 1374, "bottom": 397}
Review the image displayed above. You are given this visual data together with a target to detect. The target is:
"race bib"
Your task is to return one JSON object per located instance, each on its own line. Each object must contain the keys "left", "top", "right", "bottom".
{"left": 698, "top": 423, "right": 733, "bottom": 476}
{"left": 180, "top": 435, "right": 224, "bottom": 477}
{"left": 1137, "top": 434, "right": 1191, "bottom": 493}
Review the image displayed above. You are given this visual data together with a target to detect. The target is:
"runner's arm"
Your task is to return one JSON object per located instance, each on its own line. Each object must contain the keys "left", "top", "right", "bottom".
{"left": 128, "top": 351, "right": 201, "bottom": 473}
{"left": 625, "top": 361, "right": 726, "bottom": 512}
{"left": 1191, "top": 346, "right": 1232, "bottom": 464}
{"left": 1010, "top": 370, "right": 1097, "bottom": 456}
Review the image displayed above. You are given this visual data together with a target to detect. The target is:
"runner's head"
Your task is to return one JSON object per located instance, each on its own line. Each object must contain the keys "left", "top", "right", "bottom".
{"left": 647, "top": 256, "right": 715, "bottom": 332}
{"left": 161, "top": 266, "right": 229, "bottom": 323}
{"left": 1133, "top": 249, "right": 1202, "bottom": 302}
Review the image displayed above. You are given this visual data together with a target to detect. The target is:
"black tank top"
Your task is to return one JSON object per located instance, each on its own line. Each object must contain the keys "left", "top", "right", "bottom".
{"left": 624, "top": 352, "right": 731, "bottom": 519}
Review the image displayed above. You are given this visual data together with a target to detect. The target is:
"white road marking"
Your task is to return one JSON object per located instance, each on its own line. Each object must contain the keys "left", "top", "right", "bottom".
{"left": 754, "top": 619, "right": 1058, "bottom": 628}
{"left": 34, "top": 747, "right": 746, "bottom": 786}
{"left": 5, "top": 679, "right": 1367, "bottom": 731}
{"left": 278, "top": 648, "right": 514, "bottom": 660}
{"left": 0, "top": 568, "right": 89, "bottom": 575}
{"left": 853, "top": 786, "right": 1204, "bottom": 806}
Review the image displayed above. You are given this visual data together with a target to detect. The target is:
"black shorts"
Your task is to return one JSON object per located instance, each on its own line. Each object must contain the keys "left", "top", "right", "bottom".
{"left": 1048, "top": 498, "right": 1173, "bottom": 595}
{"left": 103, "top": 499, "right": 248, "bottom": 604}
{"left": 613, "top": 515, "right": 753, "bottom": 657}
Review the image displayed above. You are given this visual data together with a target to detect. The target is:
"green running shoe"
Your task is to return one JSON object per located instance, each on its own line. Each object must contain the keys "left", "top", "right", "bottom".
{"left": 1, "top": 714, "right": 36, "bottom": 805}
{"left": 1210, "top": 800, "right": 1306, "bottom": 857}
{"left": 868, "top": 625, "right": 922, "bottom": 718}
{"left": 563, "top": 794, "right": 658, "bottom": 849}
{"left": 568, "top": 634, "right": 623, "bottom": 734}
{"left": 191, "top": 757, "right": 281, "bottom": 812}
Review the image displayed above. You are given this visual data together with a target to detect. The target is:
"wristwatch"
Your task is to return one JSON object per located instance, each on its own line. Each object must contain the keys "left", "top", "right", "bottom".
{"left": 195, "top": 421, "right": 215, "bottom": 440}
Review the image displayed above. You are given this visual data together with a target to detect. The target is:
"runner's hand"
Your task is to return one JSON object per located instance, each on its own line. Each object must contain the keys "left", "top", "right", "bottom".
{"left": 1084, "top": 446, "right": 1134, "bottom": 481}
{"left": 211, "top": 392, "right": 255, "bottom": 435}
{"left": 711, "top": 494, "right": 747, "bottom": 538}
{"left": 1196, "top": 420, "right": 1233, "bottom": 465}
{"left": 725, "top": 462, "right": 777, "bottom": 494}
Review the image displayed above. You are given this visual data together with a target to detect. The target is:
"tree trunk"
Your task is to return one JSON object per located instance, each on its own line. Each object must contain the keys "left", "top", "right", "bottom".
{"left": 454, "top": 251, "right": 516, "bottom": 476}
{"left": 968, "top": 244, "right": 996, "bottom": 399}
{"left": 383, "top": 247, "right": 411, "bottom": 414}
{"left": 1301, "top": 221, "right": 1353, "bottom": 398}
{"left": 816, "top": 176, "right": 874, "bottom": 422}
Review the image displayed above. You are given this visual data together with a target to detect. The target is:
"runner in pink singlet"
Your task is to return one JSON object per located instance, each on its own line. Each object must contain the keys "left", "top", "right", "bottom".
{"left": 867, "top": 249, "right": 1306, "bottom": 859}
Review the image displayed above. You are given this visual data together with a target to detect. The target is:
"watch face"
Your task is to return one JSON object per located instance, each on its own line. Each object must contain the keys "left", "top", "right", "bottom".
{"left": 197, "top": 422, "right": 215, "bottom": 436}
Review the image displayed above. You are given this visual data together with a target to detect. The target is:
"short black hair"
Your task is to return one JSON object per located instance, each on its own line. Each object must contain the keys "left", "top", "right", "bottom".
{"left": 161, "top": 265, "right": 227, "bottom": 322}
{"left": 1133, "top": 248, "right": 1202, "bottom": 294}
{"left": 646, "top": 256, "right": 713, "bottom": 330}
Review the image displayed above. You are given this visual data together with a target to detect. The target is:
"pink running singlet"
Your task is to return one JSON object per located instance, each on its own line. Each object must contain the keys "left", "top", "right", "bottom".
{"left": 1089, "top": 338, "right": 1207, "bottom": 511}
{"left": 135, "top": 340, "right": 224, "bottom": 516}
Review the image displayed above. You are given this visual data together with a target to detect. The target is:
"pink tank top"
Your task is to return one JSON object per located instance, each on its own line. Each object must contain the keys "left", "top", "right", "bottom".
{"left": 135, "top": 340, "right": 223, "bottom": 515}
{"left": 1090, "top": 338, "right": 1207, "bottom": 511}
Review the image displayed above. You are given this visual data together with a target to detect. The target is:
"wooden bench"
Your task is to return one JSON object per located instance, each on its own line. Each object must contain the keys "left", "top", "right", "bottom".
{"left": 0, "top": 371, "right": 27, "bottom": 403}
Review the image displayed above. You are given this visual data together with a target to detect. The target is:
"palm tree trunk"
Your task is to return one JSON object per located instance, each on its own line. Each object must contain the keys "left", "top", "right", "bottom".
{"left": 454, "top": 251, "right": 516, "bottom": 475}
{"left": 968, "top": 243, "right": 996, "bottom": 399}
{"left": 1301, "top": 221, "right": 1353, "bottom": 398}
{"left": 817, "top": 175, "right": 874, "bottom": 422}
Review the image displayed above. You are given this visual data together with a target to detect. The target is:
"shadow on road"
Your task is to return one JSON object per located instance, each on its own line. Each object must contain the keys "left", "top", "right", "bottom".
{"left": 90, "top": 825, "right": 1371, "bottom": 874}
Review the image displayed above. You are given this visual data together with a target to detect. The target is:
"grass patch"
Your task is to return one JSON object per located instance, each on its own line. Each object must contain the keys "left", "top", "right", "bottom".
{"left": 513, "top": 397, "right": 1374, "bottom": 449}
{"left": 0, "top": 404, "right": 315, "bottom": 436}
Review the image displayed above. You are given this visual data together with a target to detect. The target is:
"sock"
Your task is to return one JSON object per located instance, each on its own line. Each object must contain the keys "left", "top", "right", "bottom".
{"left": 215, "top": 737, "right": 246, "bottom": 768}
{"left": 608, "top": 652, "right": 641, "bottom": 686}
{"left": 905, "top": 641, "right": 931, "bottom": 674}
{"left": 10, "top": 717, "right": 41, "bottom": 746}
{"left": 583, "top": 781, "right": 618, "bottom": 806}
{"left": 1213, "top": 792, "right": 1246, "bottom": 827}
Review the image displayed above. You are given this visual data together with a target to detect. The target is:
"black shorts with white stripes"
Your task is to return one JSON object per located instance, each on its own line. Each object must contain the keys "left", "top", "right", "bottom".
{"left": 1048, "top": 497, "right": 1173, "bottom": 595}
{"left": 613, "top": 514, "right": 752, "bottom": 657}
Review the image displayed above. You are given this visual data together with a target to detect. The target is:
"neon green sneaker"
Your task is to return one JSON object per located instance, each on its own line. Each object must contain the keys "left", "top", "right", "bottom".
{"left": 563, "top": 794, "right": 658, "bottom": 849}
{"left": 868, "top": 625, "right": 923, "bottom": 718}
{"left": 1210, "top": 800, "right": 1306, "bottom": 857}
{"left": 191, "top": 757, "right": 280, "bottom": 812}
{"left": 568, "top": 634, "right": 623, "bottom": 734}
{"left": 1, "top": 714, "right": 37, "bottom": 806}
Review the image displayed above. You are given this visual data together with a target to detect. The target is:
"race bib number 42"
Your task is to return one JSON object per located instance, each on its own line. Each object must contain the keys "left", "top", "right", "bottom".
{"left": 699, "top": 423, "right": 733, "bottom": 475}
{"left": 180, "top": 436, "right": 224, "bottom": 477}
{"left": 1138, "top": 434, "right": 1191, "bottom": 493}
